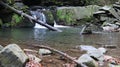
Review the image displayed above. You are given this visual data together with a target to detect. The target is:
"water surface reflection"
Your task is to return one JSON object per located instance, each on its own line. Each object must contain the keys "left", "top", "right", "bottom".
{"left": 0, "top": 28, "right": 119, "bottom": 48}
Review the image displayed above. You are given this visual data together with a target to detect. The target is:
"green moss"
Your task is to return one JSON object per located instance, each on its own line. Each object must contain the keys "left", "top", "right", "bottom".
{"left": 11, "top": 13, "right": 22, "bottom": 26}
{"left": 7, "top": 0, "right": 15, "bottom": 5}
{"left": 4, "top": 23, "right": 11, "bottom": 27}
{"left": 43, "top": 10, "right": 54, "bottom": 25}
{"left": 57, "top": 9, "right": 75, "bottom": 25}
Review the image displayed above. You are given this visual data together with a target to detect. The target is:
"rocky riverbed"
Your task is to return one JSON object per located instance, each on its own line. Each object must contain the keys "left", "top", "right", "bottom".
{"left": 0, "top": 43, "right": 120, "bottom": 67}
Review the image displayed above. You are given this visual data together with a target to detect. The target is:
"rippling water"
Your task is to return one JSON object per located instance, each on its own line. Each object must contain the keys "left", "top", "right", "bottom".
{"left": 0, "top": 28, "right": 120, "bottom": 49}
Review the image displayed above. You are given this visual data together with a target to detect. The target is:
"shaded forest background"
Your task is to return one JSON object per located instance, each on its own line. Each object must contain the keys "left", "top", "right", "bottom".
{"left": 0, "top": 0, "right": 119, "bottom": 27}
{"left": 22, "top": 0, "right": 118, "bottom": 6}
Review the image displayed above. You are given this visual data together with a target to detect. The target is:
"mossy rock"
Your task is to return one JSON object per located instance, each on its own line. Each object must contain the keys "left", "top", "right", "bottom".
{"left": 56, "top": 5, "right": 100, "bottom": 25}
{"left": 43, "top": 10, "right": 54, "bottom": 26}
{"left": 0, "top": 13, "right": 34, "bottom": 28}
{"left": 57, "top": 8, "right": 75, "bottom": 25}
{"left": 11, "top": 13, "right": 35, "bottom": 27}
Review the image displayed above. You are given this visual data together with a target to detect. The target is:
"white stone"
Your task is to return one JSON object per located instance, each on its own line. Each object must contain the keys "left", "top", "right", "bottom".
{"left": 77, "top": 54, "right": 94, "bottom": 63}
{"left": 87, "top": 50, "right": 104, "bottom": 61}
{"left": 77, "top": 54, "right": 98, "bottom": 67}
{"left": 27, "top": 54, "right": 42, "bottom": 62}
{"left": 80, "top": 45, "right": 97, "bottom": 52}
{"left": 39, "top": 48, "right": 52, "bottom": 55}
{"left": 98, "top": 47, "right": 107, "bottom": 54}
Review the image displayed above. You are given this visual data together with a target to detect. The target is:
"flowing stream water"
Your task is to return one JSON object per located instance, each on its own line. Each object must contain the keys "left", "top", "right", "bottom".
{"left": 0, "top": 27, "right": 119, "bottom": 50}
{"left": 0, "top": 8, "right": 120, "bottom": 50}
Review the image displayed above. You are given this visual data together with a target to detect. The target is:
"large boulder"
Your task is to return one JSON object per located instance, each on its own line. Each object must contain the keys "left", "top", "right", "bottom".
{"left": 0, "top": 44, "right": 28, "bottom": 67}
{"left": 43, "top": 10, "right": 55, "bottom": 26}
{"left": 57, "top": 5, "right": 100, "bottom": 25}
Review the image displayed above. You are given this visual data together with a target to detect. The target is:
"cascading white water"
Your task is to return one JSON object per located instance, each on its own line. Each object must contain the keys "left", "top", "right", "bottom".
{"left": 30, "top": 9, "right": 47, "bottom": 28}
{"left": 30, "top": 9, "right": 70, "bottom": 28}
{"left": 53, "top": 21, "right": 70, "bottom": 28}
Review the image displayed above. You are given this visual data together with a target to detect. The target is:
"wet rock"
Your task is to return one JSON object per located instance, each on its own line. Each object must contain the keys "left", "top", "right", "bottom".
{"left": 79, "top": 45, "right": 107, "bottom": 55}
{"left": 115, "top": 2, "right": 120, "bottom": 5}
{"left": 0, "top": 45, "right": 4, "bottom": 51}
{"left": 109, "top": 8, "right": 120, "bottom": 20}
{"left": 0, "top": 44, "right": 28, "bottom": 67}
{"left": 39, "top": 48, "right": 52, "bottom": 55}
{"left": 57, "top": 5, "right": 100, "bottom": 25}
{"left": 94, "top": 2, "right": 120, "bottom": 32}
{"left": 77, "top": 54, "right": 98, "bottom": 67}
{"left": 113, "top": 4, "right": 120, "bottom": 9}
{"left": 102, "top": 22, "right": 119, "bottom": 32}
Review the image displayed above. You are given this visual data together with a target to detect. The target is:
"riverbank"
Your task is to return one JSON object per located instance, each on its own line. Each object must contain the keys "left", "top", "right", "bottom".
{"left": 0, "top": 42, "right": 120, "bottom": 67}
{"left": 0, "top": 28, "right": 120, "bottom": 67}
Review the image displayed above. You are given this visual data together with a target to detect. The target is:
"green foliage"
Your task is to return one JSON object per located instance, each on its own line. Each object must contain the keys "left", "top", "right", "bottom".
{"left": 46, "top": 11, "right": 54, "bottom": 21}
{"left": 57, "top": 9, "right": 75, "bottom": 25}
{"left": 83, "top": 16, "right": 94, "bottom": 22}
{"left": 6, "top": 0, "right": 15, "bottom": 5}
{"left": 43, "top": 10, "right": 54, "bottom": 25}
{"left": 4, "top": 23, "right": 11, "bottom": 27}
{"left": 11, "top": 13, "right": 22, "bottom": 26}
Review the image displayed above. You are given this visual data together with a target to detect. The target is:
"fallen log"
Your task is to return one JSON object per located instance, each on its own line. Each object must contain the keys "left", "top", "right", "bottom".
{"left": 0, "top": 1, "right": 62, "bottom": 32}
{"left": 80, "top": 23, "right": 91, "bottom": 35}
{"left": 80, "top": 25, "right": 87, "bottom": 35}
{"left": 32, "top": 45, "right": 88, "bottom": 67}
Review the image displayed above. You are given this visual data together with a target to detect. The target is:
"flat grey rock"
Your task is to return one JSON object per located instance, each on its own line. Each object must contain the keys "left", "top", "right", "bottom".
{"left": 0, "top": 44, "right": 28, "bottom": 67}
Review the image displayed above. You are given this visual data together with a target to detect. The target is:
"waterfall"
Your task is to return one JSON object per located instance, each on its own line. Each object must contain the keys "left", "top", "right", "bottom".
{"left": 30, "top": 9, "right": 47, "bottom": 28}
{"left": 30, "top": 9, "right": 70, "bottom": 28}
{"left": 53, "top": 21, "right": 70, "bottom": 28}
